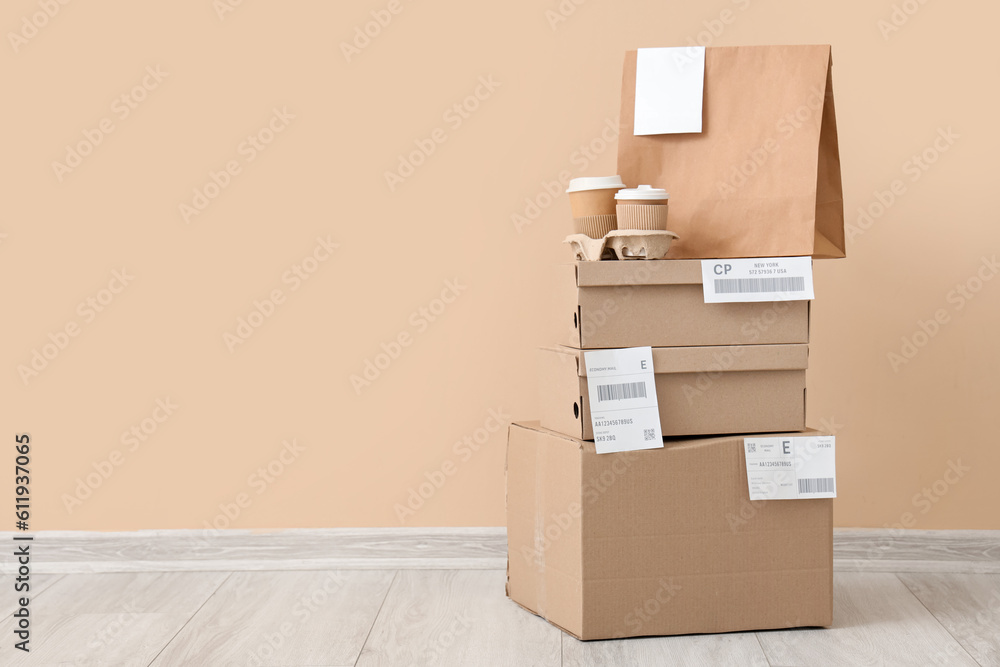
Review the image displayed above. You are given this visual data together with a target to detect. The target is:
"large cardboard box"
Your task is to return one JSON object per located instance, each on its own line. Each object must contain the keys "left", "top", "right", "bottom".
{"left": 555, "top": 260, "right": 810, "bottom": 349}
{"left": 506, "top": 422, "right": 833, "bottom": 640}
{"left": 539, "top": 344, "right": 807, "bottom": 439}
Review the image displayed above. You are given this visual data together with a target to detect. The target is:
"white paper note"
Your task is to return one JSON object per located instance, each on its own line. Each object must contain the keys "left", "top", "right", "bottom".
{"left": 701, "top": 257, "right": 815, "bottom": 303}
{"left": 744, "top": 436, "right": 837, "bottom": 501}
{"left": 634, "top": 47, "right": 705, "bottom": 136}
{"left": 584, "top": 347, "right": 663, "bottom": 455}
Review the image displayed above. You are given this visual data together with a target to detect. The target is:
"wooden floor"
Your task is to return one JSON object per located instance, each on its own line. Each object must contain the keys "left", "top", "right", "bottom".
{"left": 2, "top": 529, "right": 999, "bottom": 666}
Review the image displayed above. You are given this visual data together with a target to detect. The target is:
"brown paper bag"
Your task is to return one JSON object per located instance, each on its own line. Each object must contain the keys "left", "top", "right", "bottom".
{"left": 617, "top": 45, "right": 845, "bottom": 259}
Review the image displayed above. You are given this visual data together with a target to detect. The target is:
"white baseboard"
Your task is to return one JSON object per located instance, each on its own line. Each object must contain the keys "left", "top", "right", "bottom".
{"left": 1, "top": 527, "right": 997, "bottom": 574}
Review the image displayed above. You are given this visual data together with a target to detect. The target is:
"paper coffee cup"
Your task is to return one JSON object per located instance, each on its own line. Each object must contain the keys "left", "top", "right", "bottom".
{"left": 567, "top": 176, "right": 624, "bottom": 237}
{"left": 615, "top": 185, "right": 670, "bottom": 230}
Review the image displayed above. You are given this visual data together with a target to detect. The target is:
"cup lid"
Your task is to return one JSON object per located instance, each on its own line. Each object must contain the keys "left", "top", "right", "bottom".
{"left": 615, "top": 185, "right": 669, "bottom": 200}
{"left": 566, "top": 176, "right": 625, "bottom": 194}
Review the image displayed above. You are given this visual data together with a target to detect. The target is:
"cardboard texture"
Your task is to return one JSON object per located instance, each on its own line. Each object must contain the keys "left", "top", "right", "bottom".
{"left": 615, "top": 203, "right": 669, "bottom": 231}
{"left": 618, "top": 45, "right": 845, "bottom": 260}
{"left": 572, "top": 214, "right": 618, "bottom": 239}
{"left": 555, "top": 260, "right": 810, "bottom": 349}
{"left": 539, "top": 344, "right": 807, "bottom": 439}
{"left": 506, "top": 422, "right": 833, "bottom": 640}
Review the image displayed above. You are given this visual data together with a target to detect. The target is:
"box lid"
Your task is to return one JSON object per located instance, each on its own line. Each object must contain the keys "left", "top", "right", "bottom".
{"left": 547, "top": 343, "right": 809, "bottom": 377}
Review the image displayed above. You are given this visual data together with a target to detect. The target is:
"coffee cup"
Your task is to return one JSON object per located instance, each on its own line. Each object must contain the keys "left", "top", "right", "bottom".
{"left": 615, "top": 185, "right": 670, "bottom": 231}
{"left": 566, "top": 176, "right": 625, "bottom": 238}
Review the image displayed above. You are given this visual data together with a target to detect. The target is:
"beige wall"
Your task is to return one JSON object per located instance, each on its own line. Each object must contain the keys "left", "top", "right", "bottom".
{"left": 4, "top": 0, "right": 997, "bottom": 531}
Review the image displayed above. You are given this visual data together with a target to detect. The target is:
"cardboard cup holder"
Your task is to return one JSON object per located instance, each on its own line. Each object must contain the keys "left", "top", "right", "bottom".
{"left": 564, "top": 229, "right": 679, "bottom": 261}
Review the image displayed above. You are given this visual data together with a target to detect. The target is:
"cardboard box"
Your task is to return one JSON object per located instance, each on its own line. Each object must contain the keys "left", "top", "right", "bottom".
{"left": 555, "top": 260, "right": 810, "bottom": 349}
{"left": 539, "top": 344, "right": 807, "bottom": 439}
{"left": 506, "top": 422, "right": 833, "bottom": 640}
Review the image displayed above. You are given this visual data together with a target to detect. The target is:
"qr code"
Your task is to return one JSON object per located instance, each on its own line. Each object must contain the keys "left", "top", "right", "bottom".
{"left": 644, "top": 429, "right": 656, "bottom": 441}
{"left": 747, "top": 442, "right": 756, "bottom": 453}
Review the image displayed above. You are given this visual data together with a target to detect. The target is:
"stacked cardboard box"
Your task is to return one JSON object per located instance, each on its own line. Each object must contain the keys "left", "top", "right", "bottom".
{"left": 506, "top": 425, "right": 832, "bottom": 640}
{"left": 505, "top": 45, "right": 843, "bottom": 641}
{"left": 505, "top": 260, "right": 833, "bottom": 640}
{"left": 540, "top": 260, "right": 810, "bottom": 438}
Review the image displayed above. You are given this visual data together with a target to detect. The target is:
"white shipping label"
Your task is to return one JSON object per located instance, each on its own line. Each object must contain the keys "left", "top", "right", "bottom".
{"left": 744, "top": 436, "right": 837, "bottom": 501}
{"left": 701, "top": 257, "right": 815, "bottom": 303}
{"left": 634, "top": 47, "right": 705, "bottom": 136}
{"left": 583, "top": 347, "right": 663, "bottom": 455}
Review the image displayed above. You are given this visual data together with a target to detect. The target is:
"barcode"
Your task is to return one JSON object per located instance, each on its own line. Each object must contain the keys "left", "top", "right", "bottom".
{"left": 798, "top": 477, "right": 835, "bottom": 494}
{"left": 596, "top": 381, "right": 647, "bottom": 402}
{"left": 714, "top": 277, "right": 806, "bottom": 294}
{"left": 644, "top": 429, "right": 656, "bottom": 441}
{"left": 746, "top": 442, "right": 756, "bottom": 453}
